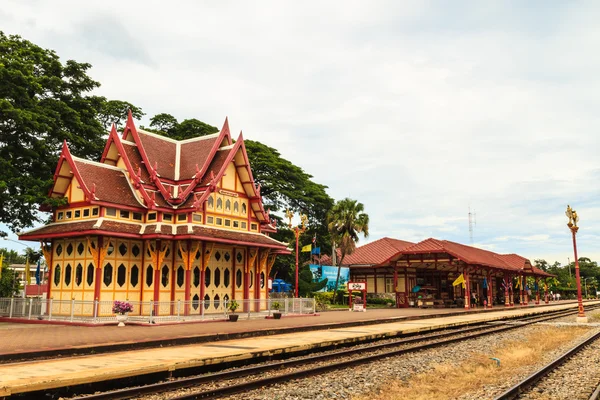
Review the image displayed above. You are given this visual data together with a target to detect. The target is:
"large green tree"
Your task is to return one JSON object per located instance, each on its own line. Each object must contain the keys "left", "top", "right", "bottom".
{"left": 145, "top": 113, "right": 219, "bottom": 140}
{"left": 327, "top": 198, "right": 370, "bottom": 301}
{"left": 0, "top": 32, "right": 141, "bottom": 235}
{"left": 97, "top": 99, "right": 144, "bottom": 131}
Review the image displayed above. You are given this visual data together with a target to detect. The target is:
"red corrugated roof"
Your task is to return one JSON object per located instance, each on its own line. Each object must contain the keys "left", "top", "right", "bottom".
{"left": 320, "top": 237, "right": 414, "bottom": 267}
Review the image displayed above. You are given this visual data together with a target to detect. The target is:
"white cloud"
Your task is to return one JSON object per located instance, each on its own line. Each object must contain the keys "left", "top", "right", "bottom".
{"left": 1, "top": 0, "right": 600, "bottom": 264}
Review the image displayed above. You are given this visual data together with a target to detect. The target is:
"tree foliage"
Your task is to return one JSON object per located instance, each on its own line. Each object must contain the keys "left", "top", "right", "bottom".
{"left": 244, "top": 140, "right": 334, "bottom": 283}
{"left": 536, "top": 257, "right": 600, "bottom": 296}
{"left": 327, "top": 198, "right": 369, "bottom": 300}
{"left": 0, "top": 32, "right": 142, "bottom": 234}
{"left": 146, "top": 113, "right": 219, "bottom": 140}
{"left": 97, "top": 99, "right": 144, "bottom": 131}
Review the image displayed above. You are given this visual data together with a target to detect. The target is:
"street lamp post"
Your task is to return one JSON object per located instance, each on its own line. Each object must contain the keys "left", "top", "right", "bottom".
{"left": 285, "top": 209, "right": 308, "bottom": 299}
{"left": 565, "top": 205, "right": 587, "bottom": 323}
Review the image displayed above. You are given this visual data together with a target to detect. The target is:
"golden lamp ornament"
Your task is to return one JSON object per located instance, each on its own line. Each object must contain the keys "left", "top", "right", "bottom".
{"left": 566, "top": 205, "right": 579, "bottom": 232}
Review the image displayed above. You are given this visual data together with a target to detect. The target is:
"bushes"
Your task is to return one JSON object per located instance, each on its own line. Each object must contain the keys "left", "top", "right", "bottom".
{"left": 366, "top": 297, "right": 395, "bottom": 306}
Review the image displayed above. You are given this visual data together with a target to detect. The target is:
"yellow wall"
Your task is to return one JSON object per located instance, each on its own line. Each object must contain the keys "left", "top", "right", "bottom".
{"left": 67, "top": 180, "right": 85, "bottom": 203}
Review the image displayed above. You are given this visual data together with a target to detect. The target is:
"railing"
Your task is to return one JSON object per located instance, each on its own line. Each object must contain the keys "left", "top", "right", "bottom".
{"left": 0, "top": 297, "right": 316, "bottom": 324}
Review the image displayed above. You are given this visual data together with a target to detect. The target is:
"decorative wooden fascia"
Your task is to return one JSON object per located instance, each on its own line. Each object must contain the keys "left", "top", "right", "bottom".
{"left": 120, "top": 111, "right": 172, "bottom": 203}
{"left": 55, "top": 141, "right": 94, "bottom": 202}
{"left": 202, "top": 242, "right": 215, "bottom": 271}
{"left": 247, "top": 248, "right": 258, "bottom": 273}
{"left": 40, "top": 242, "right": 52, "bottom": 269}
{"left": 187, "top": 133, "right": 246, "bottom": 214}
{"left": 87, "top": 236, "right": 110, "bottom": 268}
{"left": 259, "top": 248, "right": 270, "bottom": 272}
{"left": 178, "top": 240, "right": 199, "bottom": 271}
{"left": 146, "top": 240, "right": 169, "bottom": 270}
{"left": 177, "top": 117, "right": 233, "bottom": 203}
{"left": 267, "top": 254, "right": 277, "bottom": 276}
{"left": 235, "top": 134, "right": 269, "bottom": 223}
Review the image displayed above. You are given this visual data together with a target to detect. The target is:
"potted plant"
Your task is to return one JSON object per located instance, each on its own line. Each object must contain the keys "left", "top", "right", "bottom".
{"left": 112, "top": 300, "right": 133, "bottom": 326}
{"left": 272, "top": 301, "right": 282, "bottom": 319}
{"left": 228, "top": 299, "right": 240, "bottom": 322}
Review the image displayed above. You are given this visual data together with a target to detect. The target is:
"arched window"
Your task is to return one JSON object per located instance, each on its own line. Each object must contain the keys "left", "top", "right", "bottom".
{"left": 225, "top": 199, "right": 231, "bottom": 211}
{"left": 208, "top": 196, "right": 214, "bottom": 209}
{"left": 54, "top": 265, "right": 61, "bottom": 286}
{"left": 234, "top": 201, "right": 239, "bottom": 213}
{"left": 216, "top": 198, "right": 223, "bottom": 210}
{"left": 161, "top": 265, "right": 169, "bottom": 287}
{"left": 242, "top": 203, "right": 247, "bottom": 214}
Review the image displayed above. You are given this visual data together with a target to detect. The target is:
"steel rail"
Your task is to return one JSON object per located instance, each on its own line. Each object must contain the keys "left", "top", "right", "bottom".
{"left": 71, "top": 307, "right": 588, "bottom": 400}
{"left": 171, "top": 308, "right": 589, "bottom": 400}
{"left": 589, "top": 381, "right": 600, "bottom": 400}
{"left": 494, "top": 329, "right": 600, "bottom": 400}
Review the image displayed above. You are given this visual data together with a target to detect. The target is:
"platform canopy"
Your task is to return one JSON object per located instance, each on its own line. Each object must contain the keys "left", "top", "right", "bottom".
{"left": 390, "top": 238, "right": 553, "bottom": 278}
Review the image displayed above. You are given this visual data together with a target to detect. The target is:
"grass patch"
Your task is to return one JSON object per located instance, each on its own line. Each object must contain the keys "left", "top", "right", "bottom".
{"left": 353, "top": 326, "right": 590, "bottom": 400}
{"left": 588, "top": 310, "right": 600, "bottom": 322}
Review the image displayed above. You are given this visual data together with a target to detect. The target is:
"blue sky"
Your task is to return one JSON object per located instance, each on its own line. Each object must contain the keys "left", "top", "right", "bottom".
{"left": 1, "top": 1, "right": 599, "bottom": 264}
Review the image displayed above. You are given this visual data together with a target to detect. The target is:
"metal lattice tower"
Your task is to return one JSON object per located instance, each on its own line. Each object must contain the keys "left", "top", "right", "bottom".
{"left": 468, "top": 207, "right": 476, "bottom": 244}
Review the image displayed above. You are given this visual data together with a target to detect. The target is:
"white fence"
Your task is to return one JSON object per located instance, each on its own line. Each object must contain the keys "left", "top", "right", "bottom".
{"left": 0, "top": 297, "right": 316, "bottom": 324}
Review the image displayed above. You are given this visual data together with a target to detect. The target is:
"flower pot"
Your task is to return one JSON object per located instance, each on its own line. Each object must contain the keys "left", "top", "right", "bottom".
{"left": 229, "top": 314, "right": 239, "bottom": 322}
{"left": 116, "top": 314, "right": 128, "bottom": 327}
{"left": 273, "top": 312, "right": 282, "bottom": 319}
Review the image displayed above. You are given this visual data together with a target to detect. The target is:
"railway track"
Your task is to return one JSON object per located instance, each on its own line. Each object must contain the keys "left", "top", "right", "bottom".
{"left": 65, "top": 306, "right": 596, "bottom": 400}
{"left": 494, "top": 322, "right": 600, "bottom": 400}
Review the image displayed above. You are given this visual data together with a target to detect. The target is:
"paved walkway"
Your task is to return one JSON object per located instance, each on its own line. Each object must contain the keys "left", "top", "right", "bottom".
{"left": 0, "top": 301, "right": 583, "bottom": 357}
{"left": 0, "top": 301, "right": 595, "bottom": 396}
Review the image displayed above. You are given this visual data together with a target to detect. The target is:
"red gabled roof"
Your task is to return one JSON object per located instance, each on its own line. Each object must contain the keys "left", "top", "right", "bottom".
{"left": 320, "top": 237, "right": 414, "bottom": 267}
{"left": 136, "top": 130, "right": 178, "bottom": 180}
{"left": 199, "top": 149, "right": 231, "bottom": 185}
{"left": 73, "top": 158, "right": 144, "bottom": 208}
{"left": 397, "top": 238, "right": 551, "bottom": 276}
{"left": 121, "top": 142, "right": 151, "bottom": 183}
{"left": 179, "top": 135, "right": 221, "bottom": 180}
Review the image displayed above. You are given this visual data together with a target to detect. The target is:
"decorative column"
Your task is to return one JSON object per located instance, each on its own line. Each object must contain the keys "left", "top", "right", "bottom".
{"left": 487, "top": 269, "right": 492, "bottom": 309}
{"left": 524, "top": 276, "right": 529, "bottom": 305}
{"left": 566, "top": 205, "right": 587, "bottom": 322}
{"left": 535, "top": 277, "right": 540, "bottom": 305}
{"left": 544, "top": 279, "right": 549, "bottom": 304}
{"left": 41, "top": 243, "right": 53, "bottom": 303}
{"left": 519, "top": 275, "right": 524, "bottom": 306}
{"left": 393, "top": 265, "right": 399, "bottom": 308}
{"left": 509, "top": 275, "right": 515, "bottom": 307}
{"left": 464, "top": 269, "right": 470, "bottom": 310}
{"left": 88, "top": 237, "right": 110, "bottom": 303}
{"left": 504, "top": 277, "right": 510, "bottom": 307}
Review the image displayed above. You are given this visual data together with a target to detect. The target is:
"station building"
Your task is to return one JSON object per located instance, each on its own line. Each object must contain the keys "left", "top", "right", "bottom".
{"left": 321, "top": 237, "right": 553, "bottom": 309}
{"left": 19, "top": 114, "right": 290, "bottom": 315}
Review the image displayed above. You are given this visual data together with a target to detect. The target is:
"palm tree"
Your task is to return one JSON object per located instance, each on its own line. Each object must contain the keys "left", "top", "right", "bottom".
{"left": 327, "top": 198, "right": 369, "bottom": 302}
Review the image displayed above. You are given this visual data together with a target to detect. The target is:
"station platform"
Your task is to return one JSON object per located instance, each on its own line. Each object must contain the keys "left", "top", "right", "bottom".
{"left": 0, "top": 301, "right": 597, "bottom": 397}
{"left": 0, "top": 301, "right": 581, "bottom": 360}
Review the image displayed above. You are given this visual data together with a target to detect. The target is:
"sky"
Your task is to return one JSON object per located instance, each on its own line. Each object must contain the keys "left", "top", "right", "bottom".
{"left": 1, "top": 0, "right": 599, "bottom": 265}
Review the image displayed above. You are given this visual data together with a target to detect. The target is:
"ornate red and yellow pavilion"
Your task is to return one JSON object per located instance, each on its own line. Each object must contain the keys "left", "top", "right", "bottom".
{"left": 19, "top": 113, "right": 290, "bottom": 315}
